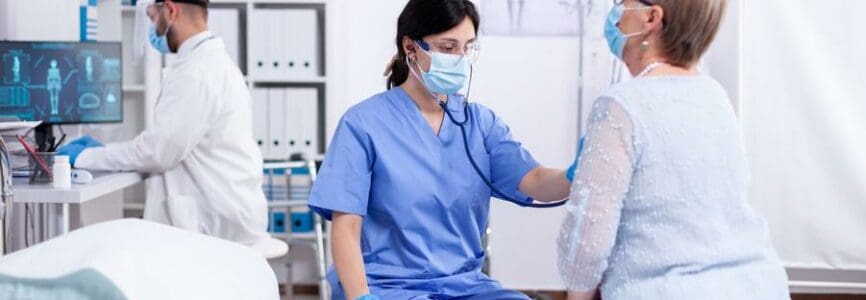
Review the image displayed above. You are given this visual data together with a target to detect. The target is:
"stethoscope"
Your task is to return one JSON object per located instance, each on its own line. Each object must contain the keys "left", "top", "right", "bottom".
{"left": 436, "top": 66, "right": 569, "bottom": 208}
{"left": 192, "top": 34, "right": 217, "bottom": 50}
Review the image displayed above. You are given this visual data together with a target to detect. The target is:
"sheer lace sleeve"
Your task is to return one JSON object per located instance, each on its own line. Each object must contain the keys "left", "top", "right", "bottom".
{"left": 557, "top": 97, "right": 636, "bottom": 291}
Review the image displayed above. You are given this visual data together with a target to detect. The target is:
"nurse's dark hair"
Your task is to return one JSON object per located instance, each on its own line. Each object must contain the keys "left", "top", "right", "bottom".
{"left": 387, "top": 0, "right": 480, "bottom": 89}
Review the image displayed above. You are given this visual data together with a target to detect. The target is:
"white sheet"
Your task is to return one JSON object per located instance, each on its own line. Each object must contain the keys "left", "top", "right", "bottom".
{"left": 0, "top": 219, "right": 279, "bottom": 300}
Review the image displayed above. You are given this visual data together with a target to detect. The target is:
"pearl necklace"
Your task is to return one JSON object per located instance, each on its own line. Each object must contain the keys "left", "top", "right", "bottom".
{"left": 637, "top": 61, "right": 668, "bottom": 77}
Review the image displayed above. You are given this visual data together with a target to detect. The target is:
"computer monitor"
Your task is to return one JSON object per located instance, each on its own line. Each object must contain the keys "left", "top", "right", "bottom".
{"left": 0, "top": 41, "right": 123, "bottom": 125}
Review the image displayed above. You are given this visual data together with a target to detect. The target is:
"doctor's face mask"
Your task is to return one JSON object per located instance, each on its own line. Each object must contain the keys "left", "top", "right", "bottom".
{"left": 147, "top": 3, "right": 174, "bottom": 54}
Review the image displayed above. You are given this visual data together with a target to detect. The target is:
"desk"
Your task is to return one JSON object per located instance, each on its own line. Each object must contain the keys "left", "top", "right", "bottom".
{"left": 13, "top": 172, "right": 144, "bottom": 235}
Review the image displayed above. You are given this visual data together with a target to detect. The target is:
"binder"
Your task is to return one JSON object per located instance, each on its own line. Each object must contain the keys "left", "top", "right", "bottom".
{"left": 250, "top": 8, "right": 270, "bottom": 78}
{"left": 267, "top": 9, "right": 284, "bottom": 80}
{"left": 268, "top": 88, "right": 288, "bottom": 159}
{"left": 251, "top": 88, "right": 269, "bottom": 158}
{"left": 284, "top": 9, "right": 319, "bottom": 78}
{"left": 280, "top": 9, "right": 296, "bottom": 78}
{"left": 250, "top": 7, "right": 320, "bottom": 79}
{"left": 283, "top": 88, "right": 301, "bottom": 156}
{"left": 296, "top": 88, "right": 319, "bottom": 155}
{"left": 270, "top": 211, "right": 287, "bottom": 233}
{"left": 290, "top": 212, "right": 314, "bottom": 233}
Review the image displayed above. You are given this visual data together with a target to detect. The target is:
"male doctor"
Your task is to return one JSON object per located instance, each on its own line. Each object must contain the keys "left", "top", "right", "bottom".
{"left": 59, "top": 0, "right": 268, "bottom": 246}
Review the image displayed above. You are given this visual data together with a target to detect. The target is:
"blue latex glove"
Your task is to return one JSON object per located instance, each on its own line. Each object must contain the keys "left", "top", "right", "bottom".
{"left": 355, "top": 295, "right": 380, "bottom": 300}
{"left": 566, "top": 136, "right": 586, "bottom": 182}
{"left": 67, "top": 135, "right": 104, "bottom": 148}
{"left": 57, "top": 136, "right": 104, "bottom": 166}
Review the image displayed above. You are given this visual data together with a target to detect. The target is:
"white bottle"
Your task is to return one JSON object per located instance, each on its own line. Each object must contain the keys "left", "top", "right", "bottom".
{"left": 53, "top": 155, "right": 72, "bottom": 188}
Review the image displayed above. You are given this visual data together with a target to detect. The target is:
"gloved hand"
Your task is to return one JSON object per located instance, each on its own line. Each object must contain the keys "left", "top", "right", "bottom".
{"left": 566, "top": 136, "right": 586, "bottom": 182}
{"left": 355, "top": 295, "right": 380, "bottom": 300}
{"left": 57, "top": 135, "right": 104, "bottom": 166}
{"left": 67, "top": 135, "right": 104, "bottom": 148}
{"left": 566, "top": 160, "right": 578, "bottom": 182}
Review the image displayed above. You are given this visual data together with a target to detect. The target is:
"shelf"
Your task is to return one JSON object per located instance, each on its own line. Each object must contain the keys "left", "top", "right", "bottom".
{"left": 251, "top": 0, "right": 327, "bottom": 4}
{"left": 13, "top": 173, "right": 145, "bottom": 204}
{"left": 263, "top": 161, "right": 310, "bottom": 170}
{"left": 267, "top": 200, "right": 309, "bottom": 207}
{"left": 271, "top": 232, "right": 328, "bottom": 241}
{"left": 123, "top": 202, "right": 145, "bottom": 210}
{"left": 210, "top": 0, "right": 246, "bottom": 3}
{"left": 122, "top": 84, "right": 146, "bottom": 93}
{"left": 208, "top": 0, "right": 327, "bottom": 4}
{"left": 250, "top": 76, "right": 327, "bottom": 84}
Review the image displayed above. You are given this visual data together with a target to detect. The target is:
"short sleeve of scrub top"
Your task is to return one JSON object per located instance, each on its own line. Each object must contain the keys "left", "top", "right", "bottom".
{"left": 473, "top": 103, "right": 540, "bottom": 201}
{"left": 308, "top": 112, "right": 374, "bottom": 221}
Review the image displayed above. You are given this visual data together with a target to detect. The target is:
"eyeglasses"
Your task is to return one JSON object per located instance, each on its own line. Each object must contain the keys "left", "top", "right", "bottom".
{"left": 613, "top": 0, "right": 666, "bottom": 27}
{"left": 613, "top": 0, "right": 654, "bottom": 6}
{"left": 415, "top": 39, "right": 481, "bottom": 65}
{"left": 146, "top": 3, "right": 165, "bottom": 20}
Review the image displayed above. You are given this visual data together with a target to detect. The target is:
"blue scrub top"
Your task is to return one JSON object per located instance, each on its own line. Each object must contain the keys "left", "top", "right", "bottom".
{"left": 309, "top": 87, "right": 538, "bottom": 297}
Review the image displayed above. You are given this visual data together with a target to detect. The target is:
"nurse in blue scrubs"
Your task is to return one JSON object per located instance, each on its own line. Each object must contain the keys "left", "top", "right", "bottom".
{"left": 309, "top": 1, "right": 573, "bottom": 299}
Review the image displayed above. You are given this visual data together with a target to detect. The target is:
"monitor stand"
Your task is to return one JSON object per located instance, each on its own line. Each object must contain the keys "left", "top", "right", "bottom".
{"left": 33, "top": 124, "right": 56, "bottom": 153}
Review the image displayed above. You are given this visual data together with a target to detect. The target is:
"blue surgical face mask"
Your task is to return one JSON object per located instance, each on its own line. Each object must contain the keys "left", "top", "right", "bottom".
{"left": 148, "top": 16, "right": 173, "bottom": 54}
{"left": 410, "top": 47, "right": 470, "bottom": 96}
{"left": 604, "top": 4, "right": 651, "bottom": 60}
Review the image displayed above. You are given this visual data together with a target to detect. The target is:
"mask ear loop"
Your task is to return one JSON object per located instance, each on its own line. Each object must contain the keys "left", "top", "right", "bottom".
{"left": 619, "top": 5, "right": 652, "bottom": 38}
{"left": 162, "top": 22, "right": 174, "bottom": 50}
{"left": 156, "top": 5, "right": 175, "bottom": 48}
{"left": 163, "top": 21, "right": 174, "bottom": 38}
{"left": 639, "top": 6, "right": 664, "bottom": 54}
{"left": 405, "top": 53, "right": 447, "bottom": 104}
{"left": 405, "top": 55, "right": 423, "bottom": 86}
{"left": 464, "top": 64, "right": 474, "bottom": 104}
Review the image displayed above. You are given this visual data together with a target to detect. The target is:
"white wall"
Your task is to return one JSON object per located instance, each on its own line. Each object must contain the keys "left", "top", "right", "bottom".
{"left": 0, "top": 0, "right": 80, "bottom": 41}
{"left": 703, "top": 0, "right": 741, "bottom": 113}
{"left": 326, "top": 0, "right": 405, "bottom": 139}
{"left": 475, "top": 36, "right": 580, "bottom": 290}
{"left": 0, "top": 1, "right": 6, "bottom": 35}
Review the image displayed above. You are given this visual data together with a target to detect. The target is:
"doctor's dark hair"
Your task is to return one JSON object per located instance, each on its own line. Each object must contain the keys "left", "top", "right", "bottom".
{"left": 386, "top": 0, "right": 480, "bottom": 89}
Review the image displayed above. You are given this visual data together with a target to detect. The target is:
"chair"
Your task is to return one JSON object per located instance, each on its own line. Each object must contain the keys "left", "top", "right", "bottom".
{"left": 263, "top": 158, "right": 329, "bottom": 300}
{"left": 251, "top": 237, "right": 289, "bottom": 259}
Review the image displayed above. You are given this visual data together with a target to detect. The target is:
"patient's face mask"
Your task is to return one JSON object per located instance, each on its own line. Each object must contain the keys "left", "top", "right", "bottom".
{"left": 604, "top": 3, "right": 651, "bottom": 60}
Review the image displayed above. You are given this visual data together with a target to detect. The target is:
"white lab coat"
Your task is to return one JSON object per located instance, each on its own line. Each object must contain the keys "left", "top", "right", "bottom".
{"left": 76, "top": 32, "right": 269, "bottom": 246}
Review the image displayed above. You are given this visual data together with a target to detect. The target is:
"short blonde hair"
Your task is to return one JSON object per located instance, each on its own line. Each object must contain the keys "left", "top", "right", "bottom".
{"left": 650, "top": 0, "right": 727, "bottom": 67}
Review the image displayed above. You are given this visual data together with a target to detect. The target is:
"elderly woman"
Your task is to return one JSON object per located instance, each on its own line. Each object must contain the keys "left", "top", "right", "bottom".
{"left": 556, "top": 0, "right": 790, "bottom": 299}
